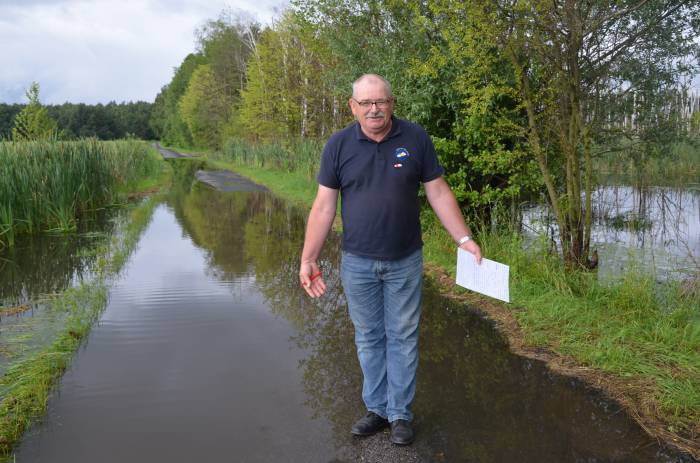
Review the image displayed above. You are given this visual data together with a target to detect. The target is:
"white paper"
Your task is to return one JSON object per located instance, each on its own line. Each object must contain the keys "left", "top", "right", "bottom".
{"left": 456, "top": 248, "right": 510, "bottom": 303}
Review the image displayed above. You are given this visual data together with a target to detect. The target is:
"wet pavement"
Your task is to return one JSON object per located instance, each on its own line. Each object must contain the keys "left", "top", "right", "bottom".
{"left": 153, "top": 142, "right": 190, "bottom": 159}
{"left": 195, "top": 169, "right": 268, "bottom": 193}
{"left": 8, "top": 166, "right": 698, "bottom": 462}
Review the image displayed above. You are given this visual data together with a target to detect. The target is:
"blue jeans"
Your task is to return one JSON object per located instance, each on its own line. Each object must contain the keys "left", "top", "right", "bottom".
{"left": 340, "top": 248, "right": 423, "bottom": 422}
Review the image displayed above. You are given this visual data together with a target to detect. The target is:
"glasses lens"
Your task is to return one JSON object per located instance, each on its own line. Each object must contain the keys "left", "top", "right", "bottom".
{"left": 358, "top": 99, "right": 390, "bottom": 109}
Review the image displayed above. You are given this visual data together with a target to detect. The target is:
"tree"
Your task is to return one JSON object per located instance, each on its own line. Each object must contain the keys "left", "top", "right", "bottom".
{"left": 194, "top": 10, "right": 260, "bottom": 143}
{"left": 292, "top": 0, "right": 540, "bottom": 223}
{"left": 239, "top": 12, "right": 343, "bottom": 141}
{"left": 411, "top": 1, "right": 541, "bottom": 223}
{"left": 196, "top": 9, "right": 260, "bottom": 104}
{"left": 179, "top": 64, "right": 230, "bottom": 148}
{"left": 11, "top": 82, "right": 59, "bottom": 141}
{"left": 150, "top": 53, "right": 206, "bottom": 147}
{"left": 434, "top": 0, "right": 700, "bottom": 267}
{"left": 0, "top": 104, "right": 23, "bottom": 139}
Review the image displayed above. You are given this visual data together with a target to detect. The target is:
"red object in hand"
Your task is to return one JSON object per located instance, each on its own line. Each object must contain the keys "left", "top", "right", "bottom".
{"left": 301, "top": 272, "right": 323, "bottom": 287}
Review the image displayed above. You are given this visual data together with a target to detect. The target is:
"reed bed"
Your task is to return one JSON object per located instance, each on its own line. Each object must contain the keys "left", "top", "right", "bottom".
{"left": 0, "top": 139, "right": 161, "bottom": 246}
{"left": 596, "top": 140, "right": 700, "bottom": 186}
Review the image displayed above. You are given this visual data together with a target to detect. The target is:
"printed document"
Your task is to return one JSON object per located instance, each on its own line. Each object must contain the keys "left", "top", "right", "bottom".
{"left": 456, "top": 248, "right": 510, "bottom": 303}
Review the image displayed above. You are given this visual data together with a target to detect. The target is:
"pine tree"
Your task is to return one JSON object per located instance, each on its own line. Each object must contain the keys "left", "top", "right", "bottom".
{"left": 11, "top": 82, "right": 59, "bottom": 141}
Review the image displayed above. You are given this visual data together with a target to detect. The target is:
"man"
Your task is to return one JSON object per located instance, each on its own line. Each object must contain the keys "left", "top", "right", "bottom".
{"left": 299, "top": 74, "right": 481, "bottom": 445}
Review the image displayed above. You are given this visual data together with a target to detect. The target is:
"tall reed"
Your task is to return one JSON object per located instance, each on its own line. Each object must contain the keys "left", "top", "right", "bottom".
{"left": 595, "top": 140, "right": 700, "bottom": 186}
{"left": 0, "top": 139, "right": 161, "bottom": 245}
{"left": 216, "top": 137, "right": 323, "bottom": 180}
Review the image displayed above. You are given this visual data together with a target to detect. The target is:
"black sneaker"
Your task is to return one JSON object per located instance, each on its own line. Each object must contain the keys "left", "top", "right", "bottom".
{"left": 389, "top": 419, "right": 414, "bottom": 445}
{"left": 351, "top": 412, "right": 389, "bottom": 436}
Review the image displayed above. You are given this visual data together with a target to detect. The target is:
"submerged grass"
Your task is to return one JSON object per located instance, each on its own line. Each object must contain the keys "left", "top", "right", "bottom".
{"left": 0, "top": 193, "right": 163, "bottom": 458}
{"left": 0, "top": 151, "right": 169, "bottom": 458}
{"left": 188, "top": 137, "right": 700, "bottom": 450}
{"left": 161, "top": 140, "right": 320, "bottom": 208}
{"left": 0, "top": 139, "right": 162, "bottom": 247}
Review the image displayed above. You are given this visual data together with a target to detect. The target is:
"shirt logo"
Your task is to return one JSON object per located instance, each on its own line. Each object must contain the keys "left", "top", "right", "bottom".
{"left": 394, "top": 148, "right": 409, "bottom": 168}
{"left": 395, "top": 148, "right": 410, "bottom": 160}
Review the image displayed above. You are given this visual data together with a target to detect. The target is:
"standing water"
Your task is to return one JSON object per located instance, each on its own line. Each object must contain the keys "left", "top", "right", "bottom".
{"left": 9, "top": 175, "right": 697, "bottom": 462}
{"left": 523, "top": 185, "right": 700, "bottom": 281}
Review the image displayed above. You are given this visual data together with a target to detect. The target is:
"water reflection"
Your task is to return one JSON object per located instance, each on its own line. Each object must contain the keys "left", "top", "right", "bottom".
{"left": 0, "top": 234, "right": 108, "bottom": 306}
{"left": 523, "top": 185, "right": 700, "bottom": 280}
{"left": 178, "top": 183, "right": 693, "bottom": 462}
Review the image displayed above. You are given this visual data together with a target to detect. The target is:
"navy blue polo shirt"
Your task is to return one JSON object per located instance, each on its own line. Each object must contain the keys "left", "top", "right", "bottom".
{"left": 317, "top": 117, "right": 444, "bottom": 260}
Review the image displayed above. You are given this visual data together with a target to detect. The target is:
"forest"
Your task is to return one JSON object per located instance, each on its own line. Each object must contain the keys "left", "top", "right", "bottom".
{"left": 0, "top": 99, "right": 154, "bottom": 140}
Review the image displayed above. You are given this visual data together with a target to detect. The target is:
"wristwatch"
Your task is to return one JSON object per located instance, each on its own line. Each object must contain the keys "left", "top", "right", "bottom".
{"left": 456, "top": 235, "right": 471, "bottom": 247}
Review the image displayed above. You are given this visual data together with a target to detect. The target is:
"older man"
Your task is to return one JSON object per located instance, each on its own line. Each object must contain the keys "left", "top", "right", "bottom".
{"left": 299, "top": 74, "right": 481, "bottom": 445}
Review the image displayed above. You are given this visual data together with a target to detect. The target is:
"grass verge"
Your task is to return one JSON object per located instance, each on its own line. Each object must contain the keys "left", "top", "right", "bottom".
{"left": 172, "top": 138, "right": 700, "bottom": 458}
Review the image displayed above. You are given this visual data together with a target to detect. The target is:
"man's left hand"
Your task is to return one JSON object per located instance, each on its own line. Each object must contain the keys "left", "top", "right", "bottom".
{"left": 460, "top": 240, "right": 482, "bottom": 265}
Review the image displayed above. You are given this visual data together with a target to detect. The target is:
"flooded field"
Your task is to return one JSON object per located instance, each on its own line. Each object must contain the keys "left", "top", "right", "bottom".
{"left": 0, "top": 213, "right": 121, "bottom": 377}
{"left": 523, "top": 185, "right": 700, "bottom": 281}
{"left": 3, "top": 173, "right": 697, "bottom": 462}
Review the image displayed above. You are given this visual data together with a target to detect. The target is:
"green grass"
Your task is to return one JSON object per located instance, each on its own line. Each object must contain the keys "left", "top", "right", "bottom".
{"left": 187, "top": 137, "right": 700, "bottom": 441}
{"left": 0, "top": 139, "right": 163, "bottom": 247}
{"left": 0, "top": 193, "right": 163, "bottom": 458}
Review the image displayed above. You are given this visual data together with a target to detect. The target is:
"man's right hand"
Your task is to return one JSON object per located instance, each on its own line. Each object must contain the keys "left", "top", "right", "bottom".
{"left": 299, "top": 260, "right": 327, "bottom": 298}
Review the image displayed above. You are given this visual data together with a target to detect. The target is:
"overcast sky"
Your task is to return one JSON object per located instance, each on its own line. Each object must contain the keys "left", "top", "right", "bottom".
{"left": 1, "top": 0, "right": 286, "bottom": 105}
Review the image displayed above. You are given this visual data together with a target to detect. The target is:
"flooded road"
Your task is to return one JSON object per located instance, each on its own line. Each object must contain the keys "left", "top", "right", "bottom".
{"left": 11, "top": 175, "right": 697, "bottom": 462}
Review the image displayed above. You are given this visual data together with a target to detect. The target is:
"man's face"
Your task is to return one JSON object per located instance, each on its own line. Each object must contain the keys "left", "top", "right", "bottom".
{"left": 349, "top": 80, "right": 394, "bottom": 138}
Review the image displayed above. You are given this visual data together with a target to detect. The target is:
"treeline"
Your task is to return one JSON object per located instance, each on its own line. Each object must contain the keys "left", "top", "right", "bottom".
{"left": 0, "top": 101, "right": 154, "bottom": 140}
{"left": 151, "top": 1, "right": 700, "bottom": 267}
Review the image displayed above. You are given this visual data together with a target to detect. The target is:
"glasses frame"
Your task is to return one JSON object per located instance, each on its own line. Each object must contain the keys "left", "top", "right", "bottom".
{"left": 351, "top": 98, "right": 394, "bottom": 110}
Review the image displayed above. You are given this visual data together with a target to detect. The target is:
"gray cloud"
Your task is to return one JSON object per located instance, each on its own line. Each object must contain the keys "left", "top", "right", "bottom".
{"left": 1, "top": 0, "right": 286, "bottom": 104}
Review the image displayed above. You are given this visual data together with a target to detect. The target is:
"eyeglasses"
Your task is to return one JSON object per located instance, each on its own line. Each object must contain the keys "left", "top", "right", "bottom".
{"left": 352, "top": 98, "right": 393, "bottom": 109}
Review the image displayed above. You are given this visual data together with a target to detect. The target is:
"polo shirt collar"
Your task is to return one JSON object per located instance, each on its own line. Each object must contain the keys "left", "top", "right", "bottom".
{"left": 354, "top": 116, "right": 402, "bottom": 142}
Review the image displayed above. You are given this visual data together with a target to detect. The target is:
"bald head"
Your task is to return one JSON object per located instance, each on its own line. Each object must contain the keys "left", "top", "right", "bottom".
{"left": 352, "top": 74, "right": 393, "bottom": 99}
